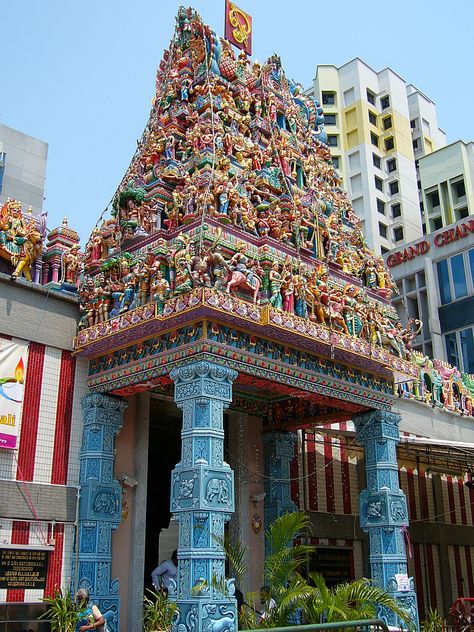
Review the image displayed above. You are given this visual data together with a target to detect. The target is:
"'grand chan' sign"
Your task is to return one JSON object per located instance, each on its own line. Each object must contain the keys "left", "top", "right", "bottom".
{"left": 386, "top": 219, "right": 474, "bottom": 268}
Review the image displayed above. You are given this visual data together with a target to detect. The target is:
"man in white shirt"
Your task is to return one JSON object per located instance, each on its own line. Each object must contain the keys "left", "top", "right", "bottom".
{"left": 151, "top": 549, "right": 178, "bottom": 593}
{"left": 258, "top": 586, "right": 276, "bottom": 623}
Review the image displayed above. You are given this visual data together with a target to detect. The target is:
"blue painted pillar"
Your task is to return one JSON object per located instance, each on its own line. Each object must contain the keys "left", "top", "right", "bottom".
{"left": 262, "top": 431, "right": 298, "bottom": 531}
{"left": 354, "top": 410, "right": 419, "bottom": 630}
{"left": 169, "top": 360, "right": 238, "bottom": 632}
{"left": 76, "top": 393, "right": 127, "bottom": 632}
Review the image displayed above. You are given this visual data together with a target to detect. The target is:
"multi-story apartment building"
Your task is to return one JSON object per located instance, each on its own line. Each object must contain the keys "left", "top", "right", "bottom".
{"left": 419, "top": 140, "right": 474, "bottom": 233}
{"left": 384, "top": 216, "right": 474, "bottom": 368}
{"left": 308, "top": 59, "right": 445, "bottom": 255}
{"left": 407, "top": 84, "right": 446, "bottom": 162}
{"left": 0, "top": 124, "right": 48, "bottom": 214}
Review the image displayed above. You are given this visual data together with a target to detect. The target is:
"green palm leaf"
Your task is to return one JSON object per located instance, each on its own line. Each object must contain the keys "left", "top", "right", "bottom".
{"left": 305, "top": 573, "right": 412, "bottom": 626}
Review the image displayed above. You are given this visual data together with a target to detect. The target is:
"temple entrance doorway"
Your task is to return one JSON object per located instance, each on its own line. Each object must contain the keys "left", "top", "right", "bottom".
{"left": 144, "top": 397, "right": 181, "bottom": 589}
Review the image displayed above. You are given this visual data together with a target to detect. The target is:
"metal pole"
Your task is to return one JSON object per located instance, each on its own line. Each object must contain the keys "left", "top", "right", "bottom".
{"left": 244, "top": 618, "right": 390, "bottom": 632}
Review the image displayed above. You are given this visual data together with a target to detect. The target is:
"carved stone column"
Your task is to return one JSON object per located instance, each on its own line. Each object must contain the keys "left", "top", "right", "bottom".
{"left": 262, "top": 431, "right": 297, "bottom": 532}
{"left": 76, "top": 393, "right": 127, "bottom": 632}
{"left": 169, "top": 360, "right": 238, "bottom": 632}
{"left": 51, "top": 260, "right": 60, "bottom": 284}
{"left": 354, "top": 410, "right": 419, "bottom": 630}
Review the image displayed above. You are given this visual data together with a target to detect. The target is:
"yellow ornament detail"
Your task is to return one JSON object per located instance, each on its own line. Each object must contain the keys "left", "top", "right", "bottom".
{"left": 229, "top": 3, "right": 251, "bottom": 47}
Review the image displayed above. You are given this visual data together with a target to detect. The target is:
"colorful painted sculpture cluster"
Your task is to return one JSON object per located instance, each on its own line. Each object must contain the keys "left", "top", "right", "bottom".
{"left": 0, "top": 199, "right": 44, "bottom": 281}
{"left": 78, "top": 7, "right": 422, "bottom": 362}
{"left": 397, "top": 352, "right": 474, "bottom": 417}
{"left": 0, "top": 198, "right": 81, "bottom": 288}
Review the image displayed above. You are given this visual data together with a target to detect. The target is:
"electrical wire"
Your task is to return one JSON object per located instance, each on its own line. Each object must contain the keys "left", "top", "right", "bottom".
{"left": 225, "top": 413, "right": 376, "bottom": 483}
{"left": 12, "top": 451, "right": 49, "bottom": 547}
{"left": 227, "top": 416, "right": 474, "bottom": 529}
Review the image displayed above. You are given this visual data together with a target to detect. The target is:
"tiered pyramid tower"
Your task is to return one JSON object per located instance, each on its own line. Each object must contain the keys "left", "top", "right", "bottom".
{"left": 78, "top": 7, "right": 419, "bottom": 367}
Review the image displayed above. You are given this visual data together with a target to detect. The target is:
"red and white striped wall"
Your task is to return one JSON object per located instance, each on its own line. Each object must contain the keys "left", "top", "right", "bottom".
{"left": 293, "top": 427, "right": 474, "bottom": 617}
{"left": 0, "top": 334, "right": 88, "bottom": 603}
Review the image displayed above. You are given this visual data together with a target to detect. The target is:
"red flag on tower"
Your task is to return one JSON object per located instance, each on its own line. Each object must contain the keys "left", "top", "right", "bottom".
{"left": 224, "top": 0, "right": 252, "bottom": 56}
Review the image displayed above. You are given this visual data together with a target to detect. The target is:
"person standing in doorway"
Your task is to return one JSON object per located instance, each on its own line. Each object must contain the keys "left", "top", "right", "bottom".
{"left": 151, "top": 549, "right": 178, "bottom": 593}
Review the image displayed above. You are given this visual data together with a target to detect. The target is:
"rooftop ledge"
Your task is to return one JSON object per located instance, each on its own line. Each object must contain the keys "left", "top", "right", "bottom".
{"left": 73, "top": 287, "right": 416, "bottom": 383}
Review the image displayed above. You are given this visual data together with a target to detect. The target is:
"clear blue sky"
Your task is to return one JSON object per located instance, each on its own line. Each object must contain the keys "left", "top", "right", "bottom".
{"left": 2, "top": 0, "right": 473, "bottom": 244}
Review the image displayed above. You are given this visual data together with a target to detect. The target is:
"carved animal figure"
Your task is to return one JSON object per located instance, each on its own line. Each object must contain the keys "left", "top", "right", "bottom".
{"left": 206, "top": 478, "right": 229, "bottom": 503}
{"left": 205, "top": 605, "right": 236, "bottom": 632}
{"left": 226, "top": 270, "right": 261, "bottom": 303}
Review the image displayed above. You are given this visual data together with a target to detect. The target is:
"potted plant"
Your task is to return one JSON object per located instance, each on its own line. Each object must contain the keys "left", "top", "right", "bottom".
{"left": 143, "top": 588, "right": 179, "bottom": 632}
{"left": 40, "top": 588, "right": 79, "bottom": 632}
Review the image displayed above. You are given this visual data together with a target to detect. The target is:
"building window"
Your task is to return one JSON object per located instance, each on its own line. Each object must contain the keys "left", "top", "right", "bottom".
{"left": 332, "top": 156, "right": 340, "bottom": 169}
{"left": 327, "top": 135, "right": 338, "bottom": 147}
{"left": 385, "top": 136, "right": 394, "bottom": 151}
{"left": 412, "top": 138, "right": 420, "bottom": 150}
{"left": 325, "top": 113, "right": 336, "bottom": 126}
{"left": 366, "top": 89, "right": 375, "bottom": 105}
{"left": 437, "top": 259, "right": 452, "bottom": 304}
{"left": 437, "top": 254, "right": 470, "bottom": 305}
{"left": 452, "top": 179, "right": 466, "bottom": 200}
{"left": 371, "top": 133, "right": 379, "bottom": 147}
{"left": 457, "top": 207, "right": 469, "bottom": 220}
{"left": 445, "top": 332, "right": 460, "bottom": 368}
{"left": 373, "top": 153, "right": 381, "bottom": 168}
{"left": 431, "top": 216, "right": 443, "bottom": 231}
{"left": 417, "top": 179, "right": 421, "bottom": 190}
{"left": 410, "top": 118, "right": 417, "bottom": 129}
{"left": 451, "top": 254, "right": 468, "bottom": 299}
{"left": 428, "top": 190, "right": 440, "bottom": 208}
{"left": 377, "top": 198, "right": 386, "bottom": 214}
{"left": 422, "top": 223, "right": 426, "bottom": 234}
{"left": 460, "top": 328, "right": 474, "bottom": 374}
{"left": 389, "top": 180, "right": 399, "bottom": 195}
{"left": 391, "top": 203, "right": 401, "bottom": 218}
{"left": 375, "top": 176, "right": 383, "bottom": 191}
{"left": 379, "top": 222, "right": 388, "bottom": 238}
{"left": 387, "top": 158, "right": 396, "bottom": 173}
{"left": 381, "top": 246, "right": 389, "bottom": 255}
{"left": 393, "top": 226, "right": 404, "bottom": 242}
{"left": 368, "top": 111, "right": 377, "bottom": 125}
{"left": 380, "top": 95, "right": 390, "bottom": 110}
{"left": 383, "top": 116, "right": 392, "bottom": 130}
{"left": 322, "top": 91, "right": 336, "bottom": 105}
{"left": 445, "top": 328, "right": 474, "bottom": 374}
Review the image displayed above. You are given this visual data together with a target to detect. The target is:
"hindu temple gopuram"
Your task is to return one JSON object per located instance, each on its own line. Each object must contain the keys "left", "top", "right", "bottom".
{"left": 67, "top": 7, "right": 474, "bottom": 632}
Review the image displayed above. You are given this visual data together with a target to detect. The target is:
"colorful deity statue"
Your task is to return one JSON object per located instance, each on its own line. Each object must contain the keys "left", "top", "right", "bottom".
{"left": 151, "top": 270, "right": 170, "bottom": 314}
{"left": 0, "top": 199, "right": 43, "bottom": 281}
{"left": 61, "top": 243, "right": 81, "bottom": 286}
{"left": 269, "top": 263, "right": 283, "bottom": 309}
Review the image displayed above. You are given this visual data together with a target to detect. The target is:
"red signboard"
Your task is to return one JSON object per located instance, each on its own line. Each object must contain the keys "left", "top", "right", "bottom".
{"left": 225, "top": 0, "right": 252, "bottom": 56}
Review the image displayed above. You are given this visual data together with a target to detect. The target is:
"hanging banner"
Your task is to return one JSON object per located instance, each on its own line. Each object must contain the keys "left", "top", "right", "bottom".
{"left": 224, "top": 0, "right": 252, "bottom": 56}
{"left": 0, "top": 340, "right": 28, "bottom": 450}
